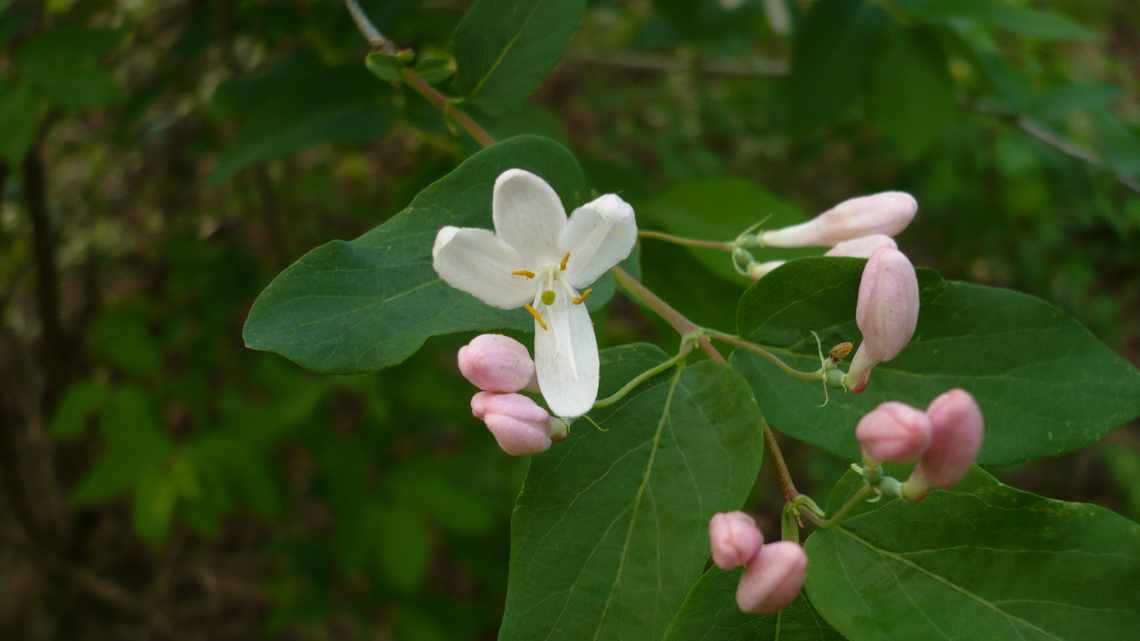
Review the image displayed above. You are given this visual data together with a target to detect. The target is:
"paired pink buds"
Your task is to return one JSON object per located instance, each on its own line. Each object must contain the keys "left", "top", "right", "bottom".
{"left": 459, "top": 334, "right": 562, "bottom": 456}
{"left": 760, "top": 192, "right": 917, "bottom": 248}
{"left": 855, "top": 391, "right": 985, "bottom": 498}
{"left": 708, "top": 512, "right": 808, "bottom": 615}
{"left": 844, "top": 248, "right": 919, "bottom": 392}
{"left": 746, "top": 235, "right": 898, "bottom": 281}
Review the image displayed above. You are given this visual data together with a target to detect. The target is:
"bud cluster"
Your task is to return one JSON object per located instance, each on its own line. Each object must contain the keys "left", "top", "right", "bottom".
{"left": 457, "top": 334, "right": 565, "bottom": 456}
{"left": 707, "top": 512, "right": 809, "bottom": 614}
{"left": 855, "top": 389, "right": 985, "bottom": 499}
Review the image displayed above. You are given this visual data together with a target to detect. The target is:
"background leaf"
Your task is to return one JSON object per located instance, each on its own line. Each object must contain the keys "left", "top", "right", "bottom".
{"left": 897, "top": 0, "right": 1096, "bottom": 41}
{"left": 452, "top": 0, "right": 586, "bottom": 115}
{"left": 806, "top": 468, "right": 1140, "bottom": 640}
{"left": 866, "top": 30, "right": 956, "bottom": 157}
{"left": 732, "top": 258, "right": 1140, "bottom": 465}
{"left": 498, "top": 344, "right": 764, "bottom": 641}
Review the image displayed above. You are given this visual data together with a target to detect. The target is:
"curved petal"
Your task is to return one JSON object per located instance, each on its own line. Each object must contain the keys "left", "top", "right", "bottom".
{"left": 492, "top": 169, "right": 567, "bottom": 265}
{"left": 558, "top": 194, "right": 637, "bottom": 289}
{"left": 534, "top": 288, "right": 599, "bottom": 417}
{"left": 432, "top": 226, "right": 535, "bottom": 309}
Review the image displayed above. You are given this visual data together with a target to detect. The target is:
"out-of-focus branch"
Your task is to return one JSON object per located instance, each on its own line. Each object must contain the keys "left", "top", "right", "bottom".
{"left": 344, "top": 0, "right": 396, "bottom": 54}
{"left": 23, "top": 142, "right": 65, "bottom": 405}
{"left": 567, "top": 50, "right": 789, "bottom": 77}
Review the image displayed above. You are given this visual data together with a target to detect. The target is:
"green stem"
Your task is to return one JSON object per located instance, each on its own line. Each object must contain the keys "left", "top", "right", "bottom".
{"left": 593, "top": 344, "right": 691, "bottom": 409}
{"left": 705, "top": 330, "right": 823, "bottom": 382}
{"left": 801, "top": 485, "right": 872, "bottom": 529}
{"left": 638, "top": 230, "right": 735, "bottom": 252}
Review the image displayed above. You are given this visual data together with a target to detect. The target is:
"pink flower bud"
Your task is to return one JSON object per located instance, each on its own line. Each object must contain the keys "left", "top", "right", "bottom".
{"left": 735, "top": 542, "right": 808, "bottom": 614}
{"left": 761, "top": 192, "right": 917, "bottom": 248}
{"left": 824, "top": 234, "right": 897, "bottom": 258}
{"left": 708, "top": 512, "right": 763, "bottom": 570}
{"left": 458, "top": 334, "right": 536, "bottom": 393}
{"left": 470, "top": 392, "right": 552, "bottom": 456}
{"left": 903, "top": 390, "right": 984, "bottom": 498}
{"left": 748, "top": 260, "right": 785, "bottom": 280}
{"left": 844, "top": 248, "right": 919, "bottom": 392}
{"left": 855, "top": 401, "right": 932, "bottom": 463}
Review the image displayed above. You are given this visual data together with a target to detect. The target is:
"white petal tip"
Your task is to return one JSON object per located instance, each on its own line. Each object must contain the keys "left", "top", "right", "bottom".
{"left": 432, "top": 226, "right": 460, "bottom": 260}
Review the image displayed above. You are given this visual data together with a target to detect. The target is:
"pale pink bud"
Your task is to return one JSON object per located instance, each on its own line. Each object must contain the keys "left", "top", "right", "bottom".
{"left": 748, "top": 260, "right": 785, "bottom": 280}
{"left": 470, "top": 392, "right": 552, "bottom": 456}
{"left": 735, "top": 542, "right": 808, "bottom": 614}
{"left": 844, "top": 248, "right": 919, "bottom": 392}
{"left": 761, "top": 192, "right": 917, "bottom": 248}
{"left": 708, "top": 512, "right": 763, "bottom": 570}
{"left": 903, "top": 390, "right": 984, "bottom": 498}
{"left": 458, "top": 334, "right": 536, "bottom": 393}
{"left": 824, "top": 234, "right": 897, "bottom": 258}
{"left": 855, "top": 401, "right": 932, "bottom": 463}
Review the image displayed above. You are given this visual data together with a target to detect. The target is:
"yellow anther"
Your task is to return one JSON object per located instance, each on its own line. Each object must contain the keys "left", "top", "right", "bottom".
{"left": 512, "top": 269, "right": 536, "bottom": 279}
{"left": 523, "top": 303, "right": 548, "bottom": 330}
{"left": 571, "top": 288, "right": 593, "bottom": 305}
{"left": 541, "top": 290, "right": 556, "bottom": 305}
{"left": 560, "top": 252, "right": 570, "bottom": 271}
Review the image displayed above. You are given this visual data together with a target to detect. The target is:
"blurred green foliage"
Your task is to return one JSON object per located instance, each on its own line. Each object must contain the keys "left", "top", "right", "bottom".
{"left": 0, "top": 0, "right": 1138, "bottom": 638}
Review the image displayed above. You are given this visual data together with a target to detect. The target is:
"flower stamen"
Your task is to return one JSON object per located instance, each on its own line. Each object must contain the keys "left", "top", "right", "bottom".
{"left": 571, "top": 288, "right": 593, "bottom": 305}
{"left": 523, "top": 303, "right": 548, "bottom": 330}
{"left": 511, "top": 269, "right": 536, "bottom": 279}
{"left": 560, "top": 252, "right": 570, "bottom": 271}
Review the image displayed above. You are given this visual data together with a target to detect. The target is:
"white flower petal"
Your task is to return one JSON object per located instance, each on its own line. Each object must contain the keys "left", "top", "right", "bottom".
{"left": 432, "top": 226, "right": 535, "bottom": 309}
{"left": 534, "top": 287, "right": 599, "bottom": 417}
{"left": 558, "top": 194, "right": 637, "bottom": 289}
{"left": 492, "top": 169, "right": 567, "bottom": 265}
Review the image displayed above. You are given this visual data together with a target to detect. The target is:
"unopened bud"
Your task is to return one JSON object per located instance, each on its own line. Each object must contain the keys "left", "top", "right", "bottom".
{"left": 760, "top": 192, "right": 917, "bottom": 248}
{"left": 470, "top": 392, "right": 553, "bottom": 456}
{"left": 855, "top": 401, "right": 932, "bottom": 463}
{"left": 844, "top": 248, "right": 919, "bottom": 392}
{"left": 708, "top": 511, "right": 763, "bottom": 570}
{"left": 458, "top": 334, "right": 537, "bottom": 393}
{"left": 903, "top": 389, "right": 984, "bottom": 498}
{"left": 735, "top": 542, "right": 808, "bottom": 614}
{"left": 748, "top": 260, "right": 785, "bottom": 280}
{"left": 824, "top": 234, "right": 898, "bottom": 258}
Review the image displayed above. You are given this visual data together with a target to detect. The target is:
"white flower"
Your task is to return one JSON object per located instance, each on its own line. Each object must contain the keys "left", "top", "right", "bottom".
{"left": 432, "top": 169, "right": 637, "bottom": 417}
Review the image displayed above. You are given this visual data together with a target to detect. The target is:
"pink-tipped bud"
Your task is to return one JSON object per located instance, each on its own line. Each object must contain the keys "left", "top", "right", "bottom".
{"left": 470, "top": 392, "right": 552, "bottom": 456}
{"left": 761, "top": 192, "right": 917, "bottom": 248}
{"left": 903, "top": 390, "right": 984, "bottom": 498}
{"left": 735, "top": 542, "right": 808, "bottom": 615}
{"left": 825, "top": 234, "right": 898, "bottom": 258}
{"left": 458, "top": 334, "right": 536, "bottom": 393}
{"left": 844, "top": 248, "right": 919, "bottom": 391}
{"left": 708, "top": 512, "right": 763, "bottom": 570}
{"left": 855, "top": 401, "right": 932, "bottom": 463}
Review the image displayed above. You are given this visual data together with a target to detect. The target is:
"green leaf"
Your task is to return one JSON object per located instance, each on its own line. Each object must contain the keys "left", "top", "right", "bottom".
{"left": 243, "top": 135, "right": 626, "bottom": 374}
{"left": 663, "top": 568, "right": 845, "bottom": 641}
{"left": 897, "top": 0, "right": 1095, "bottom": 41}
{"left": 498, "top": 344, "right": 764, "bottom": 641}
{"left": 788, "top": 0, "right": 891, "bottom": 129}
{"left": 0, "top": 81, "right": 43, "bottom": 163}
{"left": 373, "top": 504, "right": 431, "bottom": 592}
{"left": 732, "top": 258, "right": 1140, "bottom": 465}
{"left": 72, "top": 386, "right": 173, "bottom": 504}
{"left": 452, "top": 0, "right": 586, "bottom": 115}
{"left": 88, "top": 305, "right": 161, "bottom": 378}
{"left": 866, "top": 31, "right": 956, "bottom": 157}
{"left": 365, "top": 51, "right": 405, "bottom": 85}
{"left": 805, "top": 469, "right": 1140, "bottom": 640}
{"left": 15, "top": 26, "right": 123, "bottom": 109}
{"left": 642, "top": 177, "right": 813, "bottom": 283}
{"left": 50, "top": 379, "right": 109, "bottom": 440}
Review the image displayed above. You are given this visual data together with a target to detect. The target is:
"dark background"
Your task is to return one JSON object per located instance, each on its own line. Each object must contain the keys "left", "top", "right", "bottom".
{"left": 1, "top": 0, "right": 1138, "bottom": 638}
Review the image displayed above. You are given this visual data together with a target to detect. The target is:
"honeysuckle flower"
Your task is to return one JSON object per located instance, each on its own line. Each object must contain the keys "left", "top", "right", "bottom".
{"left": 855, "top": 401, "right": 932, "bottom": 463}
{"left": 824, "top": 234, "right": 898, "bottom": 258}
{"left": 470, "top": 391, "right": 568, "bottom": 456}
{"left": 902, "top": 389, "right": 984, "bottom": 499}
{"left": 434, "top": 169, "right": 637, "bottom": 417}
{"left": 457, "top": 334, "right": 537, "bottom": 393}
{"left": 760, "top": 192, "right": 917, "bottom": 248}
{"left": 736, "top": 541, "right": 808, "bottom": 614}
{"left": 708, "top": 511, "right": 763, "bottom": 570}
{"left": 844, "top": 247, "right": 920, "bottom": 392}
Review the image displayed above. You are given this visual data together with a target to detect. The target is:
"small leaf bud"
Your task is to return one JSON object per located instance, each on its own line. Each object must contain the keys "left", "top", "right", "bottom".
{"left": 708, "top": 511, "right": 763, "bottom": 570}
{"left": 735, "top": 542, "right": 809, "bottom": 614}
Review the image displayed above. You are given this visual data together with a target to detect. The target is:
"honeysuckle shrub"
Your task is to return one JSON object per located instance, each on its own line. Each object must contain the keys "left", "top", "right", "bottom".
{"left": 238, "top": 1, "right": 1140, "bottom": 640}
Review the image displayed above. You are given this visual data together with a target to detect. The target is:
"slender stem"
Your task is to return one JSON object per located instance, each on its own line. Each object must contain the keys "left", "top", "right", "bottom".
{"left": 706, "top": 330, "right": 822, "bottom": 382}
{"left": 801, "top": 485, "right": 872, "bottom": 529}
{"left": 593, "top": 345, "right": 690, "bottom": 409}
{"left": 638, "top": 230, "right": 735, "bottom": 252}
{"left": 764, "top": 420, "right": 799, "bottom": 502}
{"left": 400, "top": 69, "right": 497, "bottom": 148}
{"left": 344, "top": 0, "right": 396, "bottom": 53}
